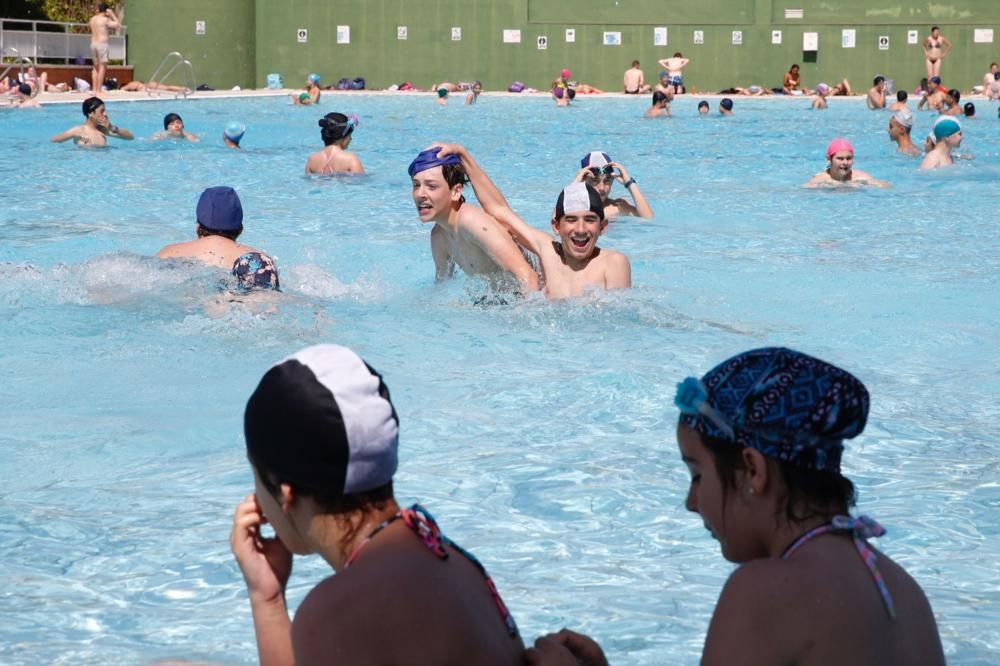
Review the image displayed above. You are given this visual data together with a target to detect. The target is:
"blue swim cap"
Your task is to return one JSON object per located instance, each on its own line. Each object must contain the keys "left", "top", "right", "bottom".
{"left": 720, "top": 98, "right": 734, "bottom": 110}
{"left": 224, "top": 121, "right": 246, "bottom": 141}
{"left": 197, "top": 186, "right": 244, "bottom": 232}
{"left": 408, "top": 147, "right": 461, "bottom": 177}
{"left": 308, "top": 73, "right": 321, "bottom": 84}
{"left": 932, "top": 116, "right": 961, "bottom": 140}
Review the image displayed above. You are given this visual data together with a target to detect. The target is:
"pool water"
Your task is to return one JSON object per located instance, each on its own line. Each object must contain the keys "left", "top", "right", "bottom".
{"left": 1, "top": 94, "right": 998, "bottom": 664}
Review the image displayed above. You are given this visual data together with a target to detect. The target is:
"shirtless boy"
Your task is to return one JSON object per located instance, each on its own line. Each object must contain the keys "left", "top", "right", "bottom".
{"left": 888, "top": 109, "right": 921, "bottom": 156}
{"left": 920, "top": 117, "right": 962, "bottom": 170}
{"left": 573, "top": 151, "right": 653, "bottom": 219}
{"left": 51, "top": 97, "right": 134, "bottom": 146}
{"left": 866, "top": 76, "right": 886, "bottom": 109}
{"left": 657, "top": 53, "right": 689, "bottom": 94}
{"left": 89, "top": 3, "right": 120, "bottom": 94}
{"left": 409, "top": 147, "right": 538, "bottom": 293}
{"left": 156, "top": 186, "right": 280, "bottom": 292}
{"left": 624, "top": 61, "right": 651, "bottom": 94}
{"left": 435, "top": 144, "right": 630, "bottom": 299}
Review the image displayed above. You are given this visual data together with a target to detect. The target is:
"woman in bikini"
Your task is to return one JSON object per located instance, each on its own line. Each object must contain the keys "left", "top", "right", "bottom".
{"left": 923, "top": 26, "right": 951, "bottom": 80}
{"left": 231, "top": 344, "right": 525, "bottom": 665}
{"left": 782, "top": 63, "right": 810, "bottom": 95}
{"left": 304, "top": 112, "right": 365, "bottom": 175}
{"left": 527, "top": 348, "right": 945, "bottom": 666}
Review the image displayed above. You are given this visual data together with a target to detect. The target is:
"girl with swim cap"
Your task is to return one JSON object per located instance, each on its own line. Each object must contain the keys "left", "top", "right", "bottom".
{"left": 304, "top": 112, "right": 364, "bottom": 174}
{"left": 804, "top": 138, "right": 888, "bottom": 188}
{"left": 527, "top": 348, "right": 945, "bottom": 666}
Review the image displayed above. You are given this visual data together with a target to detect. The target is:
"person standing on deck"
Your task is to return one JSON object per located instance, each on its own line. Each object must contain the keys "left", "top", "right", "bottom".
{"left": 89, "top": 3, "right": 121, "bottom": 94}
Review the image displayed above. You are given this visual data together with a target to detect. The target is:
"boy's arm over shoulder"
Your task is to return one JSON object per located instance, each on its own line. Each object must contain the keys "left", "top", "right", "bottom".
{"left": 460, "top": 210, "right": 539, "bottom": 291}
{"left": 602, "top": 249, "right": 631, "bottom": 289}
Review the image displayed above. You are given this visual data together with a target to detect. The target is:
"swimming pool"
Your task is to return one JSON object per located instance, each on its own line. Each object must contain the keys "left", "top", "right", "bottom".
{"left": 1, "top": 93, "right": 998, "bottom": 664}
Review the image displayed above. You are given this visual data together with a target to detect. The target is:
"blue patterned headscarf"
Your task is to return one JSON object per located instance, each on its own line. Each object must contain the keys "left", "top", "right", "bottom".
{"left": 674, "top": 347, "right": 869, "bottom": 473}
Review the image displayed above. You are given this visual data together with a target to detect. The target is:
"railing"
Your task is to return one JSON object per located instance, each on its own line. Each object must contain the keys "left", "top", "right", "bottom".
{"left": 147, "top": 51, "right": 196, "bottom": 98}
{"left": 0, "top": 47, "right": 31, "bottom": 82}
{"left": 0, "top": 18, "right": 127, "bottom": 65}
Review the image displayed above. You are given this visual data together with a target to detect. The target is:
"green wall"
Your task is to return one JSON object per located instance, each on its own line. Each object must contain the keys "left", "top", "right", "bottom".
{"left": 127, "top": 0, "right": 1000, "bottom": 93}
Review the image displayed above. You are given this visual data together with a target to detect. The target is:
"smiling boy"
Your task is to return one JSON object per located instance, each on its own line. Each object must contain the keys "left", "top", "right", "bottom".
{"left": 434, "top": 144, "right": 630, "bottom": 299}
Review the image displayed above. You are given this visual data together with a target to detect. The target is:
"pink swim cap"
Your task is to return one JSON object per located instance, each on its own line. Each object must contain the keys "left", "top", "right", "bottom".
{"left": 561, "top": 68, "right": 571, "bottom": 79}
{"left": 826, "top": 138, "right": 854, "bottom": 158}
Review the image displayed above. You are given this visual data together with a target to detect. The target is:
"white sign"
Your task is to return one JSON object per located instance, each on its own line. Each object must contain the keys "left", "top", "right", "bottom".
{"left": 451, "top": 27, "right": 461, "bottom": 41}
{"left": 803, "top": 32, "right": 818, "bottom": 51}
{"left": 907, "top": 30, "right": 919, "bottom": 45}
{"left": 841, "top": 29, "right": 855, "bottom": 48}
{"left": 296, "top": 28, "right": 307, "bottom": 44}
{"left": 397, "top": 26, "right": 407, "bottom": 40}
{"left": 537, "top": 35, "right": 547, "bottom": 50}
{"left": 195, "top": 21, "right": 205, "bottom": 35}
{"left": 603, "top": 31, "right": 621, "bottom": 46}
{"left": 732, "top": 31, "right": 743, "bottom": 46}
{"left": 503, "top": 29, "right": 521, "bottom": 44}
{"left": 336, "top": 25, "right": 350, "bottom": 44}
{"left": 565, "top": 29, "right": 575, "bottom": 43}
{"left": 878, "top": 35, "right": 889, "bottom": 50}
{"left": 974, "top": 29, "right": 994, "bottom": 43}
{"left": 693, "top": 30, "right": 704, "bottom": 45}
{"left": 772, "top": 30, "right": 782, "bottom": 45}
{"left": 653, "top": 27, "right": 667, "bottom": 46}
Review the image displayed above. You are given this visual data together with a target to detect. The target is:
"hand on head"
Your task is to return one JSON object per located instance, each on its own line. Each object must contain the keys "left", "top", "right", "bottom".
{"left": 230, "top": 492, "right": 293, "bottom": 604}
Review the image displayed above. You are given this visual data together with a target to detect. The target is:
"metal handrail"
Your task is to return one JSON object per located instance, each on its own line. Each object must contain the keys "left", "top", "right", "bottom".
{"left": 1, "top": 17, "right": 127, "bottom": 65}
{"left": 0, "top": 47, "right": 31, "bottom": 83}
{"left": 147, "top": 51, "right": 196, "bottom": 98}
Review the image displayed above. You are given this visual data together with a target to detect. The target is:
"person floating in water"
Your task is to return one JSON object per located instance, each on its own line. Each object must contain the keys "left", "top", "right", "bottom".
{"left": 223, "top": 121, "right": 245, "bottom": 149}
{"left": 305, "top": 112, "right": 364, "bottom": 174}
{"left": 920, "top": 116, "right": 962, "bottom": 170}
{"left": 434, "top": 143, "right": 631, "bottom": 299}
{"left": 408, "top": 146, "right": 539, "bottom": 293}
{"left": 156, "top": 186, "right": 280, "bottom": 292}
{"left": 804, "top": 139, "right": 889, "bottom": 188}
{"left": 51, "top": 96, "right": 134, "bottom": 146}
{"left": 153, "top": 112, "right": 198, "bottom": 141}
{"left": 527, "top": 347, "right": 946, "bottom": 666}
{"left": 573, "top": 151, "right": 653, "bottom": 219}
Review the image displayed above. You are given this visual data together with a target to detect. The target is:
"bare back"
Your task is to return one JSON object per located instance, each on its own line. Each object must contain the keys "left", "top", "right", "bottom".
{"left": 89, "top": 13, "right": 114, "bottom": 45}
{"left": 156, "top": 236, "right": 255, "bottom": 269}
{"left": 305, "top": 146, "right": 363, "bottom": 175}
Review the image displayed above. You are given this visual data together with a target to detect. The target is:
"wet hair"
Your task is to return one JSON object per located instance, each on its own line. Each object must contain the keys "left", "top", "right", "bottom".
{"left": 700, "top": 433, "right": 857, "bottom": 525}
{"left": 964, "top": 102, "right": 975, "bottom": 116}
{"left": 652, "top": 90, "right": 667, "bottom": 105}
{"left": 948, "top": 88, "right": 961, "bottom": 102}
{"left": 897, "top": 90, "right": 907, "bottom": 102}
{"left": 81, "top": 96, "right": 104, "bottom": 117}
{"left": 318, "top": 112, "right": 354, "bottom": 145}
{"left": 873, "top": 76, "right": 885, "bottom": 85}
{"left": 163, "top": 112, "right": 182, "bottom": 130}
{"left": 17, "top": 83, "right": 31, "bottom": 96}
{"left": 196, "top": 223, "right": 241, "bottom": 241}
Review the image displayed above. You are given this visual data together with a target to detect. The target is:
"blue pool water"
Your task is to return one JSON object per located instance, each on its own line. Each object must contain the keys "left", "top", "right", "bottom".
{"left": 1, "top": 93, "right": 998, "bottom": 664}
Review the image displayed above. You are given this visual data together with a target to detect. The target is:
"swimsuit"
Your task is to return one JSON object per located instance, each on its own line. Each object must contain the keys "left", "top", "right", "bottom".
{"left": 782, "top": 514, "right": 896, "bottom": 619}
{"left": 91, "top": 42, "right": 109, "bottom": 64}
{"left": 347, "top": 503, "right": 520, "bottom": 639}
{"left": 232, "top": 252, "right": 280, "bottom": 291}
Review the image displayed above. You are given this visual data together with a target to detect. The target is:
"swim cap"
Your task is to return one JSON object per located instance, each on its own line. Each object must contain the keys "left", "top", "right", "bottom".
{"left": 748, "top": 85, "right": 762, "bottom": 94}
{"left": 232, "top": 251, "right": 280, "bottom": 292}
{"left": 675, "top": 347, "right": 870, "bottom": 473}
{"left": 964, "top": 102, "right": 975, "bottom": 116}
{"left": 196, "top": 186, "right": 244, "bottom": 232}
{"left": 554, "top": 182, "right": 604, "bottom": 221}
{"left": 561, "top": 68, "right": 571, "bottom": 79}
{"left": 660, "top": 71, "right": 669, "bottom": 79}
{"left": 580, "top": 151, "right": 612, "bottom": 169}
{"left": 552, "top": 87, "right": 564, "bottom": 99}
{"left": 697, "top": 100, "right": 709, "bottom": 109}
{"left": 932, "top": 116, "right": 961, "bottom": 140}
{"left": 815, "top": 83, "right": 829, "bottom": 95}
{"left": 81, "top": 96, "right": 103, "bottom": 117}
{"left": 930, "top": 76, "right": 942, "bottom": 85}
{"left": 17, "top": 83, "right": 31, "bottom": 96}
{"left": 163, "top": 112, "right": 182, "bottom": 130}
{"left": 244, "top": 344, "right": 399, "bottom": 497}
{"left": 826, "top": 138, "right": 854, "bottom": 158}
{"left": 892, "top": 108, "right": 914, "bottom": 129}
{"left": 308, "top": 73, "right": 321, "bottom": 85}
{"left": 224, "top": 121, "right": 246, "bottom": 144}
{"left": 408, "top": 147, "right": 461, "bottom": 177}
{"left": 437, "top": 87, "right": 449, "bottom": 97}
{"left": 319, "top": 112, "right": 358, "bottom": 144}
{"left": 299, "top": 92, "right": 311, "bottom": 102}
{"left": 720, "top": 98, "right": 733, "bottom": 110}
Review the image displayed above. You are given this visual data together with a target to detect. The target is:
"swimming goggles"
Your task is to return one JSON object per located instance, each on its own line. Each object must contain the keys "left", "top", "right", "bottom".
{"left": 587, "top": 165, "right": 615, "bottom": 179}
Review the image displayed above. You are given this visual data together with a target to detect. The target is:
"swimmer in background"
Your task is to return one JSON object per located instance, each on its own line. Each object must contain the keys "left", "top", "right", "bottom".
{"left": 51, "top": 96, "right": 134, "bottom": 146}
{"left": 465, "top": 81, "right": 482, "bottom": 105}
{"left": 435, "top": 143, "right": 631, "bottom": 299}
{"left": 719, "top": 98, "right": 734, "bottom": 116}
{"left": 866, "top": 76, "right": 887, "bottom": 109}
{"left": 920, "top": 116, "right": 962, "bottom": 170}
{"left": 552, "top": 86, "right": 577, "bottom": 106}
{"left": 657, "top": 53, "right": 689, "bottom": 94}
{"left": 291, "top": 73, "right": 322, "bottom": 106}
{"left": 697, "top": 100, "right": 710, "bottom": 115}
{"left": 963, "top": 102, "right": 975, "bottom": 118}
{"left": 156, "top": 186, "right": 280, "bottom": 292}
{"left": 574, "top": 151, "right": 653, "bottom": 219}
{"left": 804, "top": 139, "right": 889, "bottom": 188}
{"left": 552, "top": 68, "right": 571, "bottom": 92}
{"left": 153, "top": 112, "right": 198, "bottom": 141}
{"left": 645, "top": 90, "right": 672, "bottom": 117}
{"left": 11, "top": 83, "right": 42, "bottom": 108}
{"left": 527, "top": 347, "right": 946, "bottom": 666}
{"left": 408, "top": 146, "right": 539, "bottom": 293}
{"left": 940, "top": 89, "right": 962, "bottom": 116}
{"left": 305, "top": 112, "right": 364, "bottom": 174}
{"left": 435, "top": 87, "right": 449, "bottom": 106}
{"left": 917, "top": 77, "right": 946, "bottom": 111}
{"left": 223, "top": 122, "right": 245, "bottom": 149}
{"left": 888, "top": 108, "right": 921, "bottom": 156}
{"left": 811, "top": 83, "right": 830, "bottom": 109}
{"left": 623, "top": 60, "right": 651, "bottom": 94}
{"left": 888, "top": 90, "right": 909, "bottom": 112}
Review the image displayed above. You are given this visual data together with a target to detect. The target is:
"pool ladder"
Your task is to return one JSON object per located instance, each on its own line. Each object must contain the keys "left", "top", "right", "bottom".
{"left": 147, "top": 51, "right": 196, "bottom": 98}
{"left": 0, "top": 48, "right": 32, "bottom": 85}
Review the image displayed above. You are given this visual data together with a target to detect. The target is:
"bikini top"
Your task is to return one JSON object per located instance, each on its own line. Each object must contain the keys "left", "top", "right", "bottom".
{"left": 346, "top": 503, "right": 520, "bottom": 638}
{"left": 782, "top": 514, "right": 896, "bottom": 619}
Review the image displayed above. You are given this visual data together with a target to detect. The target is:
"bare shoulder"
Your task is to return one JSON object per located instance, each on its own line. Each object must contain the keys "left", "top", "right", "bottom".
{"left": 292, "top": 575, "right": 362, "bottom": 664}
{"left": 156, "top": 241, "right": 192, "bottom": 259}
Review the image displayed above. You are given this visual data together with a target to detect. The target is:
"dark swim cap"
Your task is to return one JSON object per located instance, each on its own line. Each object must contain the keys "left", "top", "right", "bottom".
{"left": 408, "top": 147, "right": 461, "bottom": 177}
{"left": 196, "top": 186, "right": 244, "bottom": 232}
{"left": 17, "top": 83, "right": 31, "bottom": 96}
{"left": 82, "top": 96, "right": 104, "bottom": 117}
{"left": 720, "top": 98, "right": 734, "bottom": 110}
{"left": 163, "top": 112, "right": 182, "bottom": 130}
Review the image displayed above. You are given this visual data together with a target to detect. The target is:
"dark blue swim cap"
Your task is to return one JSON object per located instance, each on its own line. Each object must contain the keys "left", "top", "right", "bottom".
{"left": 197, "top": 186, "right": 244, "bottom": 232}
{"left": 408, "top": 147, "right": 461, "bottom": 177}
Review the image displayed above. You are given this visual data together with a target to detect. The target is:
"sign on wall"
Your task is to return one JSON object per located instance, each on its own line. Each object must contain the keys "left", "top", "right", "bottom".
{"left": 974, "top": 29, "right": 994, "bottom": 43}
{"left": 565, "top": 29, "right": 575, "bottom": 42}
{"left": 878, "top": 35, "right": 889, "bottom": 50}
{"left": 841, "top": 29, "right": 855, "bottom": 48}
{"left": 503, "top": 29, "right": 521, "bottom": 43}
{"left": 803, "top": 32, "right": 818, "bottom": 51}
{"left": 693, "top": 30, "right": 704, "bottom": 45}
{"left": 195, "top": 21, "right": 205, "bottom": 36}
{"left": 451, "top": 27, "right": 462, "bottom": 41}
{"left": 732, "top": 31, "right": 742, "bottom": 45}
{"left": 537, "top": 35, "right": 547, "bottom": 50}
{"left": 653, "top": 27, "right": 667, "bottom": 46}
{"left": 397, "top": 26, "right": 407, "bottom": 40}
{"left": 907, "top": 30, "right": 918, "bottom": 45}
{"left": 603, "top": 31, "right": 621, "bottom": 46}
{"left": 771, "top": 30, "right": 782, "bottom": 45}
{"left": 297, "top": 28, "right": 307, "bottom": 43}
{"left": 336, "top": 25, "right": 350, "bottom": 44}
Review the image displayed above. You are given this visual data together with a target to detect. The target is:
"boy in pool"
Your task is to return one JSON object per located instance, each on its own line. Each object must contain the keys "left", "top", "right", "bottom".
{"left": 645, "top": 90, "right": 671, "bottom": 117}
{"left": 434, "top": 143, "right": 631, "bottom": 299}
{"left": 527, "top": 347, "right": 946, "bottom": 666}
{"left": 51, "top": 96, "right": 134, "bottom": 146}
{"left": 223, "top": 121, "right": 245, "bottom": 149}
{"left": 572, "top": 151, "right": 653, "bottom": 219}
{"left": 408, "top": 147, "right": 538, "bottom": 293}
{"left": 920, "top": 116, "right": 962, "bottom": 170}
{"left": 156, "top": 186, "right": 279, "bottom": 292}
{"left": 154, "top": 112, "right": 198, "bottom": 141}
{"left": 804, "top": 139, "right": 889, "bottom": 188}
